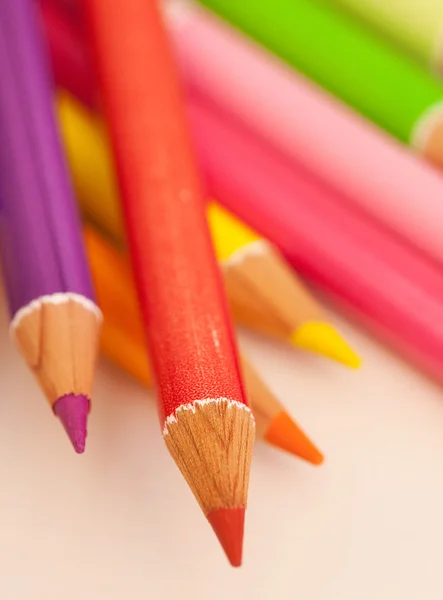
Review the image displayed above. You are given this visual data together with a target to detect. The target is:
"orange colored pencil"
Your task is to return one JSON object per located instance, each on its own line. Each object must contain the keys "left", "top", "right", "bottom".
{"left": 82, "top": 0, "right": 255, "bottom": 566}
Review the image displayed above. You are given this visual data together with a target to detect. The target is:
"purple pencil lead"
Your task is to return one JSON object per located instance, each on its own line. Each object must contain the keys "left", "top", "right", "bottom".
{"left": 54, "top": 394, "right": 90, "bottom": 454}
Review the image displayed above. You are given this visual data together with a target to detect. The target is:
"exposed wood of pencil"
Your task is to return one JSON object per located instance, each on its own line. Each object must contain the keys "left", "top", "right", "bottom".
{"left": 238, "top": 356, "right": 283, "bottom": 437}
{"left": 223, "top": 240, "right": 324, "bottom": 340}
{"left": 163, "top": 400, "right": 254, "bottom": 513}
{"left": 11, "top": 295, "right": 102, "bottom": 406}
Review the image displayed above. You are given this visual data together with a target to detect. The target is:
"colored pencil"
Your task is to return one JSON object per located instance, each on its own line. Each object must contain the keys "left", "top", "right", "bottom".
{"left": 0, "top": 0, "right": 101, "bottom": 453}
{"left": 164, "top": 2, "right": 443, "bottom": 269}
{"left": 57, "top": 91, "right": 360, "bottom": 367}
{"left": 329, "top": 0, "right": 443, "bottom": 75}
{"left": 39, "top": 0, "right": 95, "bottom": 108}
{"left": 195, "top": 0, "right": 443, "bottom": 170}
{"left": 82, "top": 0, "right": 255, "bottom": 566}
{"left": 41, "top": 2, "right": 443, "bottom": 269}
{"left": 187, "top": 95, "right": 443, "bottom": 387}
{"left": 84, "top": 224, "right": 324, "bottom": 465}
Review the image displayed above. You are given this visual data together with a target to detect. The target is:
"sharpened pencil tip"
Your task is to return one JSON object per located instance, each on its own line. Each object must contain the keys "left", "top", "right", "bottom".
{"left": 265, "top": 411, "right": 324, "bottom": 465}
{"left": 291, "top": 322, "right": 361, "bottom": 368}
{"left": 53, "top": 394, "right": 90, "bottom": 453}
{"left": 207, "top": 506, "right": 245, "bottom": 567}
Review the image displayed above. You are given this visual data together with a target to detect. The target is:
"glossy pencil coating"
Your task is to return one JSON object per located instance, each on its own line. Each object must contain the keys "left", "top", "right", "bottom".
{"left": 195, "top": 0, "right": 443, "bottom": 169}
{"left": 188, "top": 96, "right": 443, "bottom": 387}
{"left": 165, "top": 3, "right": 443, "bottom": 269}
{"left": 82, "top": 0, "right": 254, "bottom": 566}
{"left": 57, "top": 93, "right": 359, "bottom": 366}
{"left": 84, "top": 224, "right": 324, "bottom": 465}
{"left": 0, "top": 0, "right": 101, "bottom": 452}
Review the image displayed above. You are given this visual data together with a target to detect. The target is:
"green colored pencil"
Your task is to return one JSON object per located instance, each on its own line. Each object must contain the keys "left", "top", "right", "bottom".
{"left": 330, "top": 0, "right": 443, "bottom": 75}
{"left": 197, "top": 0, "right": 443, "bottom": 168}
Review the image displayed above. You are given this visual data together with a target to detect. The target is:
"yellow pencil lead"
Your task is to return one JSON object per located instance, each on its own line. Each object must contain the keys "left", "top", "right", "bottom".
{"left": 291, "top": 322, "right": 361, "bottom": 368}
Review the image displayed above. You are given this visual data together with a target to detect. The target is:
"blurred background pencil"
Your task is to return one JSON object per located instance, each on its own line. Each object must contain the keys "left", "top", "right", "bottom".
{"left": 57, "top": 92, "right": 359, "bottom": 367}
{"left": 329, "top": 0, "right": 443, "bottom": 76}
{"left": 188, "top": 95, "right": 443, "bottom": 387}
{"left": 82, "top": 0, "right": 255, "bottom": 566}
{"left": 194, "top": 0, "right": 443, "bottom": 170}
{"left": 84, "top": 224, "right": 324, "bottom": 465}
{"left": 0, "top": 0, "right": 101, "bottom": 453}
{"left": 165, "top": 2, "right": 443, "bottom": 269}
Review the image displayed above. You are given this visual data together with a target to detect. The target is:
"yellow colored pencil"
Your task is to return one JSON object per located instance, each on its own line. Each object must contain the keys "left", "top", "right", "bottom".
{"left": 84, "top": 223, "right": 324, "bottom": 465}
{"left": 59, "top": 91, "right": 360, "bottom": 368}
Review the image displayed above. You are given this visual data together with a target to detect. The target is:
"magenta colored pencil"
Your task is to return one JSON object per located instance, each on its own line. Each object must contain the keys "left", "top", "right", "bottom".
{"left": 0, "top": 0, "right": 102, "bottom": 452}
{"left": 188, "top": 95, "right": 443, "bottom": 385}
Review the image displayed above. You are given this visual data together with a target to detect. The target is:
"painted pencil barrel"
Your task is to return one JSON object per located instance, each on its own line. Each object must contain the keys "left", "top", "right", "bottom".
{"left": 166, "top": 3, "right": 443, "bottom": 268}
{"left": 195, "top": 0, "right": 443, "bottom": 157}
{"left": 0, "top": 0, "right": 94, "bottom": 314}
{"left": 329, "top": 0, "right": 443, "bottom": 75}
{"left": 188, "top": 97, "right": 443, "bottom": 386}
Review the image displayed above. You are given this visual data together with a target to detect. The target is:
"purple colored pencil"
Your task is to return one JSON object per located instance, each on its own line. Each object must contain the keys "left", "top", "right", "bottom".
{"left": 0, "top": 0, "right": 102, "bottom": 453}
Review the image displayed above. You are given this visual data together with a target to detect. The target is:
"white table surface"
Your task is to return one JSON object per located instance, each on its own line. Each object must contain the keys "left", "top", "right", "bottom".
{"left": 1, "top": 289, "right": 443, "bottom": 600}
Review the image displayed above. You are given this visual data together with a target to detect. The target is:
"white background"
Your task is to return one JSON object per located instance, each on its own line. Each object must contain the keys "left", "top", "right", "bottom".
{"left": 1, "top": 290, "right": 443, "bottom": 600}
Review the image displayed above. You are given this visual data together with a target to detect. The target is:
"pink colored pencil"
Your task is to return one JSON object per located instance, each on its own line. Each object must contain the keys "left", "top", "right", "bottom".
{"left": 188, "top": 95, "right": 443, "bottom": 385}
{"left": 166, "top": 0, "right": 443, "bottom": 267}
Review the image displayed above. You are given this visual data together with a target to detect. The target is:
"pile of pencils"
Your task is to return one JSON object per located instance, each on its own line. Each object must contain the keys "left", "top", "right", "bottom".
{"left": 1, "top": 0, "right": 443, "bottom": 567}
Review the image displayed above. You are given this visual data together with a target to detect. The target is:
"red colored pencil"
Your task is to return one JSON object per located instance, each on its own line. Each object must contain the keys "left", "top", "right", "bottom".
{"left": 81, "top": 0, "right": 255, "bottom": 566}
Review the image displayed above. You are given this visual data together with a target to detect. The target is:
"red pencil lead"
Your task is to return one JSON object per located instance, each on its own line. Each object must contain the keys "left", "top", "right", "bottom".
{"left": 207, "top": 507, "right": 245, "bottom": 568}
{"left": 53, "top": 394, "right": 89, "bottom": 454}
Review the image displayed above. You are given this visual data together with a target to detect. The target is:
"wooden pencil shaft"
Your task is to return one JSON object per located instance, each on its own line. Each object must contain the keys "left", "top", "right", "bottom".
{"left": 224, "top": 244, "right": 325, "bottom": 340}
{"left": 164, "top": 400, "right": 254, "bottom": 514}
{"left": 12, "top": 296, "right": 101, "bottom": 406}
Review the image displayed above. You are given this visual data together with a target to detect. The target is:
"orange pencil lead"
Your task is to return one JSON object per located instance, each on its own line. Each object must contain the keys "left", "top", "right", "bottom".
{"left": 207, "top": 507, "right": 245, "bottom": 568}
{"left": 265, "top": 411, "right": 324, "bottom": 465}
